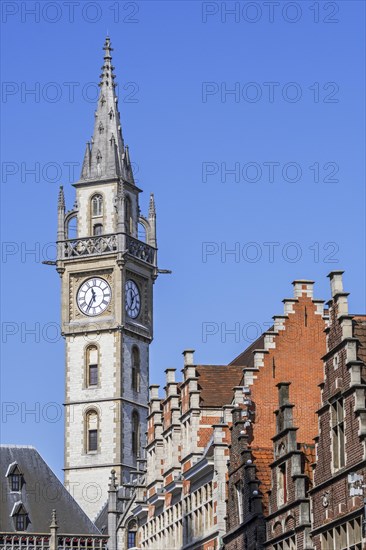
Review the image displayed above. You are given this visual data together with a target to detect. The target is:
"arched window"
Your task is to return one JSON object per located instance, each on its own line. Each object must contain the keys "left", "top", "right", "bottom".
{"left": 86, "top": 410, "right": 99, "bottom": 452}
{"left": 93, "top": 223, "right": 103, "bottom": 236}
{"left": 67, "top": 215, "right": 78, "bottom": 239}
{"left": 92, "top": 194, "right": 103, "bottom": 217}
{"left": 132, "top": 410, "right": 140, "bottom": 458}
{"left": 138, "top": 222, "right": 146, "bottom": 242}
{"left": 86, "top": 345, "right": 99, "bottom": 387}
{"left": 131, "top": 346, "right": 140, "bottom": 392}
{"left": 127, "top": 520, "right": 138, "bottom": 549}
{"left": 125, "top": 196, "right": 133, "bottom": 235}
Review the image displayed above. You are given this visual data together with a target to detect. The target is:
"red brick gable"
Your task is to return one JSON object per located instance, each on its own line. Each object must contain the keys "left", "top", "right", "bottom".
{"left": 244, "top": 295, "right": 325, "bottom": 448}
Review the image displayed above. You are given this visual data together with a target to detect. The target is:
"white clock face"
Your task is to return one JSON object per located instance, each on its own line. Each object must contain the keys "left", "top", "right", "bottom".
{"left": 125, "top": 280, "right": 141, "bottom": 319}
{"left": 77, "top": 277, "right": 111, "bottom": 316}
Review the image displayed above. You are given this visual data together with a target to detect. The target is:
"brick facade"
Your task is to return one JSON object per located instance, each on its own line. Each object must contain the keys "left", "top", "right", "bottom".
{"left": 310, "top": 272, "right": 366, "bottom": 549}
{"left": 224, "top": 280, "right": 327, "bottom": 549}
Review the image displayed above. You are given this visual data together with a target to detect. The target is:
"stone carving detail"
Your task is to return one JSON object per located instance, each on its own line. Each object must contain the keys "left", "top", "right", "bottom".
{"left": 64, "top": 235, "right": 117, "bottom": 258}
{"left": 127, "top": 235, "right": 154, "bottom": 264}
{"left": 61, "top": 234, "right": 154, "bottom": 264}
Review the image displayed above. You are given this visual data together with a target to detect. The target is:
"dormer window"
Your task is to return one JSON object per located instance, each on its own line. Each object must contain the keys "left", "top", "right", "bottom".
{"left": 6, "top": 463, "right": 23, "bottom": 492}
{"left": 10, "top": 502, "right": 29, "bottom": 531}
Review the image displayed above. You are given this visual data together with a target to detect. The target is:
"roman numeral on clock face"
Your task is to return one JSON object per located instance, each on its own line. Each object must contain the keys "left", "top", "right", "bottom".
{"left": 77, "top": 277, "right": 112, "bottom": 317}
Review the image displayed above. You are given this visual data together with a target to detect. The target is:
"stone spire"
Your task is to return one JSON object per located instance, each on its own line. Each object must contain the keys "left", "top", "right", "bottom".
{"left": 79, "top": 36, "right": 134, "bottom": 184}
{"left": 58, "top": 185, "right": 65, "bottom": 210}
{"left": 149, "top": 193, "right": 156, "bottom": 217}
{"left": 57, "top": 186, "right": 65, "bottom": 242}
{"left": 148, "top": 193, "right": 157, "bottom": 247}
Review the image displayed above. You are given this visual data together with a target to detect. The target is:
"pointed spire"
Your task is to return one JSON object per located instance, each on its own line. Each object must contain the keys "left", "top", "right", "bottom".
{"left": 149, "top": 193, "right": 156, "bottom": 217}
{"left": 58, "top": 186, "right": 65, "bottom": 210}
{"left": 148, "top": 193, "right": 157, "bottom": 248}
{"left": 78, "top": 36, "right": 134, "bottom": 184}
{"left": 57, "top": 187, "right": 66, "bottom": 243}
{"left": 81, "top": 142, "right": 91, "bottom": 179}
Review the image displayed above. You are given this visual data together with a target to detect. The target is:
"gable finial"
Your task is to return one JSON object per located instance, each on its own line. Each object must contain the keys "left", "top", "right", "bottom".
{"left": 50, "top": 508, "right": 58, "bottom": 528}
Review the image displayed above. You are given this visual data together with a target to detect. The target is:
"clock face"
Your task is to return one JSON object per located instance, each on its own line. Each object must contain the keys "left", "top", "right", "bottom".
{"left": 77, "top": 277, "right": 111, "bottom": 316}
{"left": 125, "top": 280, "right": 141, "bottom": 319}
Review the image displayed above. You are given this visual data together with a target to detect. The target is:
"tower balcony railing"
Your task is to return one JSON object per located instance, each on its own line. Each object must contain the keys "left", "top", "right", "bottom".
{"left": 59, "top": 233, "right": 155, "bottom": 265}
{"left": 126, "top": 235, "right": 155, "bottom": 265}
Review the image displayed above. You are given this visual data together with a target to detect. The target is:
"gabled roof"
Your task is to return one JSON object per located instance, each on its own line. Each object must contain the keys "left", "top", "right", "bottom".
{"left": 5, "top": 462, "right": 22, "bottom": 477}
{"left": 0, "top": 445, "right": 100, "bottom": 534}
{"left": 195, "top": 365, "right": 243, "bottom": 407}
{"left": 10, "top": 501, "right": 27, "bottom": 516}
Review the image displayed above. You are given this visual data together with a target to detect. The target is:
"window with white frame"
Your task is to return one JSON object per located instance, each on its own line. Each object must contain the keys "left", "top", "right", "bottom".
{"left": 331, "top": 397, "right": 345, "bottom": 470}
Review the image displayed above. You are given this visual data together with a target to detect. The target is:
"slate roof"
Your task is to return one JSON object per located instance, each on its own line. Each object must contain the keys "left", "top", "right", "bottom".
{"left": 195, "top": 365, "right": 243, "bottom": 407}
{"left": 0, "top": 445, "right": 100, "bottom": 534}
{"left": 228, "top": 333, "right": 266, "bottom": 370}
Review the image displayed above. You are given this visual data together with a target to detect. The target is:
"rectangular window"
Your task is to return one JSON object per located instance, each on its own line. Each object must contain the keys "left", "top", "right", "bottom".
{"left": 10, "top": 474, "right": 20, "bottom": 491}
{"left": 277, "top": 463, "right": 287, "bottom": 506}
{"left": 93, "top": 223, "right": 103, "bottom": 236}
{"left": 88, "top": 429, "right": 98, "bottom": 451}
{"left": 331, "top": 398, "right": 345, "bottom": 470}
{"left": 320, "top": 518, "right": 362, "bottom": 550}
{"left": 127, "top": 531, "right": 136, "bottom": 548}
{"left": 89, "top": 364, "right": 98, "bottom": 386}
{"left": 15, "top": 515, "right": 26, "bottom": 530}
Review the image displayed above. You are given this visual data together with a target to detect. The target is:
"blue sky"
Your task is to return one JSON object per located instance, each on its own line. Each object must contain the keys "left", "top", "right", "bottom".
{"left": 1, "top": 1, "right": 365, "bottom": 479}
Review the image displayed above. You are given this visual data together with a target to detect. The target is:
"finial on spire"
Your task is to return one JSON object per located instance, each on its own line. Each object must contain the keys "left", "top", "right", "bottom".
{"left": 77, "top": 37, "right": 134, "bottom": 184}
{"left": 103, "top": 36, "right": 113, "bottom": 62}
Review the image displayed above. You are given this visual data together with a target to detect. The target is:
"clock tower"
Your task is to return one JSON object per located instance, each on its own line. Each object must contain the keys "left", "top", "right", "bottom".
{"left": 56, "top": 37, "right": 158, "bottom": 521}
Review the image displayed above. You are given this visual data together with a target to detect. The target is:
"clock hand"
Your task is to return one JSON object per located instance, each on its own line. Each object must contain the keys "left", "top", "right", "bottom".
{"left": 86, "top": 295, "right": 95, "bottom": 312}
